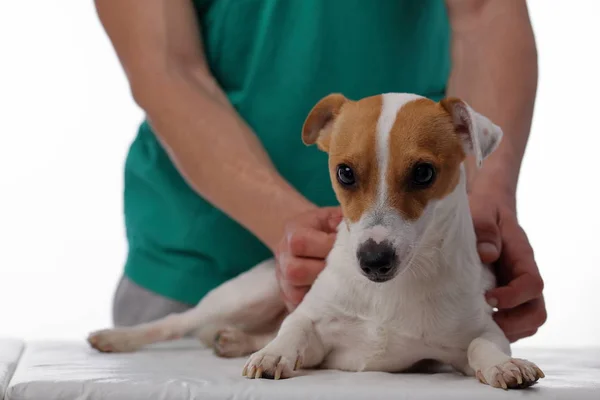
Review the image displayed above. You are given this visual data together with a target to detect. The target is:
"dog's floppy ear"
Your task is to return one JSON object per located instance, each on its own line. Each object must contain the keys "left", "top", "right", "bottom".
{"left": 302, "top": 93, "right": 348, "bottom": 152}
{"left": 440, "top": 97, "right": 503, "bottom": 167}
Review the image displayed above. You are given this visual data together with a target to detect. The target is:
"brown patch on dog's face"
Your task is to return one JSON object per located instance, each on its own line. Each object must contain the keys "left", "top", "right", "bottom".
{"left": 386, "top": 98, "right": 466, "bottom": 220}
{"left": 326, "top": 95, "right": 382, "bottom": 223}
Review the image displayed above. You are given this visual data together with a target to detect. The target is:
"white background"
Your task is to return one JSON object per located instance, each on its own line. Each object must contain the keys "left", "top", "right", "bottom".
{"left": 1, "top": 1, "right": 598, "bottom": 347}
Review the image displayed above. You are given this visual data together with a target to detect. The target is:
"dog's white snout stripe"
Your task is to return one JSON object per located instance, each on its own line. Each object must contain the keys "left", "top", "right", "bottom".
{"left": 376, "top": 93, "right": 424, "bottom": 207}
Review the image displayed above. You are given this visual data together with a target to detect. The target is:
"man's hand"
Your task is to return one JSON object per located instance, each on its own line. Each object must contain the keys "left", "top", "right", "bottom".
{"left": 275, "top": 207, "right": 343, "bottom": 311}
{"left": 470, "top": 185, "right": 546, "bottom": 343}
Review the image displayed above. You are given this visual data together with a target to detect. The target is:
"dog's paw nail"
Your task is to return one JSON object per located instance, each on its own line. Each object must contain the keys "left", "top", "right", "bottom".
{"left": 244, "top": 349, "right": 296, "bottom": 380}
{"left": 534, "top": 366, "right": 545, "bottom": 379}
{"left": 476, "top": 370, "right": 487, "bottom": 384}
{"left": 498, "top": 375, "right": 508, "bottom": 390}
{"left": 274, "top": 364, "right": 284, "bottom": 380}
{"left": 515, "top": 372, "right": 523, "bottom": 385}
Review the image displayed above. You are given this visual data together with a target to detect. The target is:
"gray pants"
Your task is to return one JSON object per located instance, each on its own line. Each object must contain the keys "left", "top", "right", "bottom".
{"left": 112, "top": 276, "right": 193, "bottom": 327}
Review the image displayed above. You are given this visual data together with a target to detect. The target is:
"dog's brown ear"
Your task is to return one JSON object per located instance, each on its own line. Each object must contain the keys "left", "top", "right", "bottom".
{"left": 302, "top": 93, "right": 348, "bottom": 152}
{"left": 440, "top": 97, "right": 503, "bottom": 168}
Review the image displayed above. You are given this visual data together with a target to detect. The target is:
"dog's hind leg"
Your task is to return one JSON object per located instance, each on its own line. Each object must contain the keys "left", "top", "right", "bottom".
{"left": 88, "top": 259, "right": 285, "bottom": 353}
{"left": 213, "top": 325, "right": 280, "bottom": 358}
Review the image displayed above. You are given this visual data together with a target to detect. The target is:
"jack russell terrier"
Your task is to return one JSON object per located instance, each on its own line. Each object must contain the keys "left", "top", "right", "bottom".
{"left": 88, "top": 92, "right": 544, "bottom": 390}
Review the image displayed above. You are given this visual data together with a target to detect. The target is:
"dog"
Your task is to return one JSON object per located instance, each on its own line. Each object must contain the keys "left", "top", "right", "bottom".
{"left": 88, "top": 92, "right": 544, "bottom": 390}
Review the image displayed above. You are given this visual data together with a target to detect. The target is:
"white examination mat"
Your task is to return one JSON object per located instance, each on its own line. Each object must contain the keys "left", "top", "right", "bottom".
{"left": 3, "top": 339, "right": 600, "bottom": 400}
{"left": 1, "top": 339, "right": 24, "bottom": 400}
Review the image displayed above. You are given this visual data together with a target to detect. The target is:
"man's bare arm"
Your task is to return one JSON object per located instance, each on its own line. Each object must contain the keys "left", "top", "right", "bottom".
{"left": 95, "top": 0, "right": 314, "bottom": 251}
{"left": 445, "top": 1, "right": 546, "bottom": 342}
{"left": 445, "top": 0, "right": 538, "bottom": 197}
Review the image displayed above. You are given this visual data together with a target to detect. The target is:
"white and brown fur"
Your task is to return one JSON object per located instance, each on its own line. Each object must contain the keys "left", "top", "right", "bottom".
{"left": 88, "top": 93, "right": 544, "bottom": 390}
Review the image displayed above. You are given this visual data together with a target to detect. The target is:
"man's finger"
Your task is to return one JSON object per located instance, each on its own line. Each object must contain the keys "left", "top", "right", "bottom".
{"left": 280, "top": 281, "right": 309, "bottom": 308}
{"left": 282, "top": 256, "right": 326, "bottom": 286}
{"left": 316, "top": 206, "right": 344, "bottom": 233}
{"left": 486, "top": 213, "right": 543, "bottom": 308}
{"left": 507, "top": 329, "right": 538, "bottom": 343}
{"left": 498, "top": 213, "right": 537, "bottom": 277}
{"left": 493, "top": 298, "right": 547, "bottom": 335}
{"left": 487, "top": 273, "right": 544, "bottom": 309}
{"left": 470, "top": 202, "right": 502, "bottom": 264}
{"left": 287, "top": 227, "right": 336, "bottom": 259}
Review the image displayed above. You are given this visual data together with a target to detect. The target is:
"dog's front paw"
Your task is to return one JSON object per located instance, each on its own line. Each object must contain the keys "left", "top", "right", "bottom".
{"left": 242, "top": 345, "right": 301, "bottom": 380}
{"left": 87, "top": 328, "right": 144, "bottom": 353}
{"left": 477, "top": 358, "right": 545, "bottom": 390}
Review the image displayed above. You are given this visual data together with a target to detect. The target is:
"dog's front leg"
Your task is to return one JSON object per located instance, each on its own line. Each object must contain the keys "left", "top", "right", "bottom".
{"left": 243, "top": 311, "right": 326, "bottom": 380}
{"left": 466, "top": 321, "right": 544, "bottom": 389}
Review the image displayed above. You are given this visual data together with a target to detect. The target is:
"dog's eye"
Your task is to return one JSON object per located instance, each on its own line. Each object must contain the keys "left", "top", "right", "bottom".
{"left": 336, "top": 164, "right": 356, "bottom": 187}
{"left": 410, "top": 163, "right": 436, "bottom": 188}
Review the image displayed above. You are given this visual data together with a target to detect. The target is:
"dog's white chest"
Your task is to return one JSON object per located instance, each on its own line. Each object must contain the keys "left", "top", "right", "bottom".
{"left": 310, "top": 280, "right": 486, "bottom": 373}
{"left": 317, "top": 314, "right": 448, "bottom": 372}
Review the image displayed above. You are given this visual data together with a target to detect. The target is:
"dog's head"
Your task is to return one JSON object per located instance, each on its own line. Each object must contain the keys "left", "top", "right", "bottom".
{"left": 302, "top": 93, "right": 502, "bottom": 282}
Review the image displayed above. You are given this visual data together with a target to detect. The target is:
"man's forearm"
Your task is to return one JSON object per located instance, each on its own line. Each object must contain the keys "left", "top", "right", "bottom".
{"left": 134, "top": 69, "right": 314, "bottom": 251}
{"left": 95, "top": 0, "right": 314, "bottom": 252}
{"left": 446, "top": 0, "right": 538, "bottom": 196}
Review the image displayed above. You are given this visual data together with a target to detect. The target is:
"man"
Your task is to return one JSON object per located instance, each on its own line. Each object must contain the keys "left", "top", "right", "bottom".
{"left": 95, "top": 0, "right": 545, "bottom": 343}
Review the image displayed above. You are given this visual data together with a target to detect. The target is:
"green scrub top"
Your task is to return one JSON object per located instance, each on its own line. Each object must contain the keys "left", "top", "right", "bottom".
{"left": 123, "top": 0, "right": 451, "bottom": 305}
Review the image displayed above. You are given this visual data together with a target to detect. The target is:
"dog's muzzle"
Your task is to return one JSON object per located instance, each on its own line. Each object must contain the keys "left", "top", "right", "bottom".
{"left": 356, "top": 239, "right": 398, "bottom": 282}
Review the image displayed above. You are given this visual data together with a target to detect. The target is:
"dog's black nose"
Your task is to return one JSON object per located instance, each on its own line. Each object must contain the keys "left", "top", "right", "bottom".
{"left": 357, "top": 239, "right": 396, "bottom": 276}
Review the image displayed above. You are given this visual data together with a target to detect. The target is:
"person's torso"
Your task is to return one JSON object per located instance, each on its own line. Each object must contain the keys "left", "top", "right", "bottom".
{"left": 124, "top": 0, "right": 451, "bottom": 304}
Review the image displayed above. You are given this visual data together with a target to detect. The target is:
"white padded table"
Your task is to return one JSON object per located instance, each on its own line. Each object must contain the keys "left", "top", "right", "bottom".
{"left": 1, "top": 339, "right": 24, "bottom": 400}
{"left": 3, "top": 338, "right": 599, "bottom": 400}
